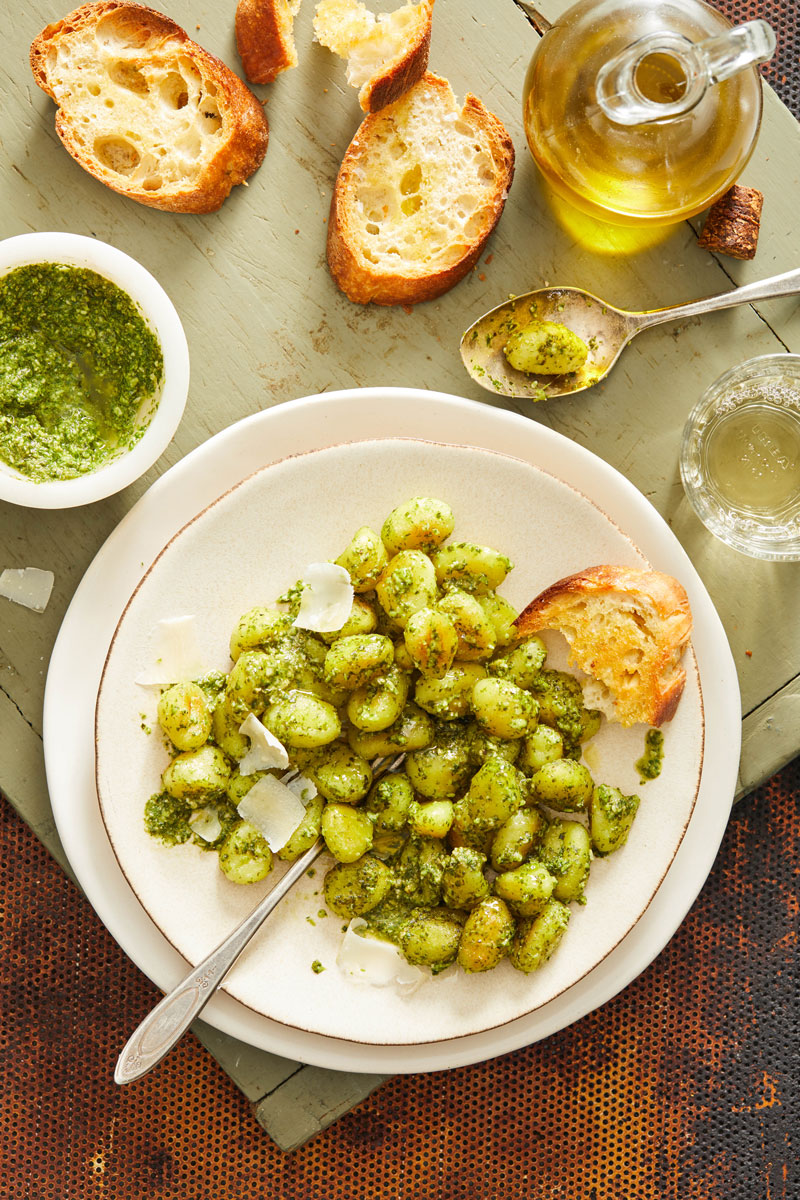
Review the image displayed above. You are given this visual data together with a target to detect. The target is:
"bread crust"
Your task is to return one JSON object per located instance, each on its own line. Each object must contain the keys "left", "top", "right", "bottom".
{"left": 358, "top": 1, "right": 432, "bottom": 112}
{"left": 327, "top": 73, "right": 515, "bottom": 306}
{"left": 31, "top": 1, "right": 269, "bottom": 213}
{"left": 313, "top": 0, "right": 433, "bottom": 113}
{"left": 235, "top": 0, "right": 298, "bottom": 85}
{"left": 515, "top": 565, "right": 693, "bottom": 727}
{"left": 360, "top": 23, "right": 430, "bottom": 111}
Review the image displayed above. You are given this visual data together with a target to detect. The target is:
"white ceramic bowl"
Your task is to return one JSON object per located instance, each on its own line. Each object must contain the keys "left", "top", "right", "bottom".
{"left": 0, "top": 232, "right": 189, "bottom": 508}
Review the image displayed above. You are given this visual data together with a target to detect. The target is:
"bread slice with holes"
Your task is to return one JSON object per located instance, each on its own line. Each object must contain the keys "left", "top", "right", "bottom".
{"left": 514, "top": 565, "right": 693, "bottom": 728}
{"left": 236, "top": 0, "right": 302, "bottom": 85}
{"left": 30, "top": 1, "right": 269, "bottom": 213}
{"left": 314, "top": 0, "right": 433, "bottom": 113}
{"left": 327, "top": 71, "right": 514, "bottom": 306}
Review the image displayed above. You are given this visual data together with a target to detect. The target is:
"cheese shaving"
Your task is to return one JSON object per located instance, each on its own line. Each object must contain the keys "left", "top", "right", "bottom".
{"left": 238, "top": 713, "right": 290, "bottom": 775}
{"left": 0, "top": 567, "right": 54, "bottom": 613}
{"left": 336, "top": 918, "right": 426, "bottom": 990}
{"left": 135, "top": 616, "right": 206, "bottom": 687}
{"left": 293, "top": 562, "right": 354, "bottom": 633}
{"left": 236, "top": 774, "right": 307, "bottom": 851}
{"left": 285, "top": 773, "right": 318, "bottom": 803}
{"left": 188, "top": 807, "right": 222, "bottom": 843}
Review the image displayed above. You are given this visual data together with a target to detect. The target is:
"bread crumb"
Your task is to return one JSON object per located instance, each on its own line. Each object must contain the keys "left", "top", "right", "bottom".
{"left": 745, "top": 649, "right": 753, "bottom": 657}
{"left": 485, "top": 254, "right": 494, "bottom": 264}
{"left": 478, "top": 273, "right": 487, "bottom": 281}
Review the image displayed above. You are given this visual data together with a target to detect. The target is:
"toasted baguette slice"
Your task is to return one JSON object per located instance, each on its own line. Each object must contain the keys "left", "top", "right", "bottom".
{"left": 30, "top": 2, "right": 269, "bottom": 213}
{"left": 236, "top": 0, "right": 302, "bottom": 85}
{"left": 314, "top": 0, "right": 433, "bottom": 112}
{"left": 327, "top": 72, "right": 514, "bottom": 306}
{"left": 515, "top": 565, "right": 693, "bottom": 728}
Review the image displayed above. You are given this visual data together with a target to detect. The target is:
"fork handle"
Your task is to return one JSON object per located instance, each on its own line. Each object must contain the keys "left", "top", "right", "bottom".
{"left": 634, "top": 266, "right": 800, "bottom": 329}
{"left": 114, "top": 839, "right": 325, "bottom": 1084}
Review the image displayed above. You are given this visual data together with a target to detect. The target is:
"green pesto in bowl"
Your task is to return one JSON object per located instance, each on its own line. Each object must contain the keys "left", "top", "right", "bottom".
{"left": 0, "top": 262, "right": 164, "bottom": 483}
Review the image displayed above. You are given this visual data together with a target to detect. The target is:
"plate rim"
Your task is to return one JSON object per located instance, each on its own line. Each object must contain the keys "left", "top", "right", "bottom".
{"left": 44, "top": 386, "right": 741, "bottom": 1073}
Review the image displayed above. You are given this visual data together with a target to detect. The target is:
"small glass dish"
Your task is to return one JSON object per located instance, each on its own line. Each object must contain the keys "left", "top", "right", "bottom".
{"left": 680, "top": 354, "right": 800, "bottom": 561}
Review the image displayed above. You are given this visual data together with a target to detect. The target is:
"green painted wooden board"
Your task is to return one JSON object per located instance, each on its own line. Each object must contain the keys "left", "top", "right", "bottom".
{"left": 2, "top": 0, "right": 799, "bottom": 1150}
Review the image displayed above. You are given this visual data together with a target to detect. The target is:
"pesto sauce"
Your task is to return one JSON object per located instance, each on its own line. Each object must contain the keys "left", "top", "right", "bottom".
{"left": 364, "top": 897, "right": 412, "bottom": 946}
{"left": 0, "top": 263, "right": 163, "bottom": 482}
{"left": 636, "top": 728, "right": 665, "bottom": 783}
{"left": 529, "top": 669, "right": 586, "bottom": 757}
{"left": 144, "top": 791, "right": 192, "bottom": 846}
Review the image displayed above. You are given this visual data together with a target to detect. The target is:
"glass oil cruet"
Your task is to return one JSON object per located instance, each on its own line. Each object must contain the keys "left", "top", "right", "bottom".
{"left": 520, "top": 0, "right": 776, "bottom": 226}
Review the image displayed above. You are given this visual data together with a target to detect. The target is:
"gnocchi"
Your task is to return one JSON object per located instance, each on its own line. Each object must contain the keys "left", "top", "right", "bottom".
{"left": 143, "top": 497, "right": 642, "bottom": 985}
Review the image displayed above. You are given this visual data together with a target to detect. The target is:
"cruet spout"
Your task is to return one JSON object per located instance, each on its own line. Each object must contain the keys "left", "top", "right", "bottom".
{"left": 595, "top": 19, "right": 776, "bottom": 126}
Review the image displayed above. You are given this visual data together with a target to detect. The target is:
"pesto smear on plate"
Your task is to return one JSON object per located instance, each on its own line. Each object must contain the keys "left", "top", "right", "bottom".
{"left": 636, "top": 728, "right": 664, "bottom": 783}
{"left": 0, "top": 263, "right": 163, "bottom": 482}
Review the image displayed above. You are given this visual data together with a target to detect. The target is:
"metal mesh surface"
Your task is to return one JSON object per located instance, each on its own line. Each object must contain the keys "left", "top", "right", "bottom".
{"left": 728, "top": 0, "right": 800, "bottom": 119}
{"left": 1, "top": 758, "right": 797, "bottom": 1198}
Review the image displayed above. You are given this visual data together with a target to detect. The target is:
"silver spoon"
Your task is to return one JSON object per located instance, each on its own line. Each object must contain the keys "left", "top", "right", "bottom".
{"left": 115, "top": 755, "right": 403, "bottom": 1084}
{"left": 460, "top": 266, "right": 800, "bottom": 401}
{"left": 114, "top": 837, "right": 325, "bottom": 1084}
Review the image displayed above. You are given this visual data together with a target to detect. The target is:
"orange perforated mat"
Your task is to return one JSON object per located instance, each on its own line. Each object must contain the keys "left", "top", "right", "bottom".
{"left": 734, "top": 0, "right": 800, "bottom": 116}
{"left": 1, "top": 758, "right": 797, "bottom": 1198}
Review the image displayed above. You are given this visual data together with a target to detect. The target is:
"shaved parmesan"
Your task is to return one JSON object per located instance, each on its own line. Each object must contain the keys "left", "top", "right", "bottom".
{"left": 0, "top": 567, "right": 54, "bottom": 613}
{"left": 236, "top": 774, "right": 306, "bottom": 851}
{"left": 337, "top": 918, "right": 426, "bottom": 990}
{"left": 188, "top": 807, "right": 222, "bottom": 843}
{"left": 238, "top": 714, "right": 290, "bottom": 775}
{"left": 136, "top": 616, "right": 206, "bottom": 687}
{"left": 285, "top": 773, "right": 318, "bottom": 803}
{"left": 293, "top": 563, "right": 353, "bottom": 633}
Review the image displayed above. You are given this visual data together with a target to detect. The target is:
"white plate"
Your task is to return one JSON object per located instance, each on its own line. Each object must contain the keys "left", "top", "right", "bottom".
{"left": 95, "top": 438, "right": 703, "bottom": 1045}
{"left": 44, "top": 388, "right": 740, "bottom": 1071}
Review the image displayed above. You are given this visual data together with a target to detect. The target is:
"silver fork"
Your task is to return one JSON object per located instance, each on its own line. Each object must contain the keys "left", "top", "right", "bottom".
{"left": 115, "top": 754, "right": 403, "bottom": 1083}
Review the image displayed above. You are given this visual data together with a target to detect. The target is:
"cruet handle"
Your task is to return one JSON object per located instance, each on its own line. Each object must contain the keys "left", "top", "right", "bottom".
{"left": 700, "top": 20, "right": 777, "bottom": 86}
{"left": 596, "top": 19, "right": 775, "bottom": 128}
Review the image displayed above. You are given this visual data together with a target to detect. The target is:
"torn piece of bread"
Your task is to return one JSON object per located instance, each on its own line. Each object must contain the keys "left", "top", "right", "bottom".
{"left": 515, "top": 565, "right": 693, "bottom": 728}
{"left": 30, "top": 1, "right": 269, "bottom": 213}
{"left": 314, "top": 0, "right": 433, "bottom": 112}
{"left": 327, "top": 71, "right": 515, "bottom": 306}
{"left": 236, "top": 0, "right": 302, "bottom": 85}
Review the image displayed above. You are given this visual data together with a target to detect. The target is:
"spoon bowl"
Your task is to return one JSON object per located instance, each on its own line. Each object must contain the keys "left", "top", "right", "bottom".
{"left": 460, "top": 267, "right": 800, "bottom": 401}
{"left": 460, "top": 286, "right": 638, "bottom": 401}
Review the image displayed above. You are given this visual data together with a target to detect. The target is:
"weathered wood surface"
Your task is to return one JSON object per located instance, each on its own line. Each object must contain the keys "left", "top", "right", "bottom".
{"left": 1, "top": 0, "right": 799, "bottom": 1150}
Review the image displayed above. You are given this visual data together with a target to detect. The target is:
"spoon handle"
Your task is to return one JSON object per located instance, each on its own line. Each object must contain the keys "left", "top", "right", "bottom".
{"left": 635, "top": 266, "right": 800, "bottom": 329}
{"left": 114, "top": 838, "right": 325, "bottom": 1084}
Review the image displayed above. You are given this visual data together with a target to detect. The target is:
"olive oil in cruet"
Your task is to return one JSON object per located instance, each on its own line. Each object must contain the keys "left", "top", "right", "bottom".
{"left": 522, "top": 0, "right": 775, "bottom": 226}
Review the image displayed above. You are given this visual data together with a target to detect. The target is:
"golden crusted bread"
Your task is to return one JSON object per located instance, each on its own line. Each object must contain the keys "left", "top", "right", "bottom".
{"left": 515, "top": 565, "right": 693, "bottom": 728}
{"left": 236, "top": 0, "right": 302, "bottom": 85}
{"left": 327, "top": 72, "right": 514, "bottom": 306}
{"left": 30, "top": 2, "right": 269, "bottom": 213}
{"left": 314, "top": 0, "right": 433, "bottom": 112}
